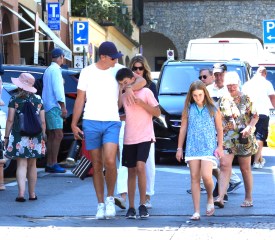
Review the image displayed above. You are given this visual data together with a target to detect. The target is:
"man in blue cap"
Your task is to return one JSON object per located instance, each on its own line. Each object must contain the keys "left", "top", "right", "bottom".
{"left": 71, "top": 41, "right": 146, "bottom": 220}
{"left": 42, "top": 48, "right": 67, "bottom": 173}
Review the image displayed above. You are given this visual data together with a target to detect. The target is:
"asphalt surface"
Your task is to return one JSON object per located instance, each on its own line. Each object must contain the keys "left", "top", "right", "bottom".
{"left": 0, "top": 147, "right": 275, "bottom": 239}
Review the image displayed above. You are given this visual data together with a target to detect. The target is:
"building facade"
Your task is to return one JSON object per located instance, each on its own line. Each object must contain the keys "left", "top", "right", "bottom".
{"left": 141, "top": 0, "right": 274, "bottom": 70}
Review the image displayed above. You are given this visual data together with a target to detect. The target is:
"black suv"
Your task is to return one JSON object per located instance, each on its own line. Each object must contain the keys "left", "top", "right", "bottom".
{"left": 0, "top": 64, "right": 81, "bottom": 176}
{"left": 154, "top": 59, "right": 252, "bottom": 162}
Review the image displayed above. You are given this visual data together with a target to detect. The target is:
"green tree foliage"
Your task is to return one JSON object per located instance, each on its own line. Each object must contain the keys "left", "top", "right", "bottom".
{"left": 71, "top": 0, "right": 133, "bottom": 37}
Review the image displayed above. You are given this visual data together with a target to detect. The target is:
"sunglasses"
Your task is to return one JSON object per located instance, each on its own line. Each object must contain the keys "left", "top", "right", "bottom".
{"left": 199, "top": 75, "right": 208, "bottom": 80}
{"left": 132, "top": 66, "right": 144, "bottom": 71}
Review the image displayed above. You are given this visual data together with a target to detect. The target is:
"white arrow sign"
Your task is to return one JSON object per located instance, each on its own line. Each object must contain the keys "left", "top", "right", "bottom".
{"left": 76, "top": 36, "right": 87, "bottom": 43}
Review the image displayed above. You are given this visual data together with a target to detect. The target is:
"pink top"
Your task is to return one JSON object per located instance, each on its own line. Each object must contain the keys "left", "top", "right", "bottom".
{"left": 122, "top": 88, "right": 159, "bottom": 144}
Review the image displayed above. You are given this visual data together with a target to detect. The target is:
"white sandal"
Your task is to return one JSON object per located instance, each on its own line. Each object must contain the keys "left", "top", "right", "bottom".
{"left": 0, "top": 183, "right": 5, "bottom": 191}
{"left": 190, "top": 212, "right": 200, "bottom": 220}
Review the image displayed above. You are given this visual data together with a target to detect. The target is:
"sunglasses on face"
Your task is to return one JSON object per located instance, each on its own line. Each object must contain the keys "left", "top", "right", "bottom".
{"left": 132, "top": 66, "right": 144, "bottom": 71}
{"left": 199, "top": 75, "right": 208, "bottom": 80}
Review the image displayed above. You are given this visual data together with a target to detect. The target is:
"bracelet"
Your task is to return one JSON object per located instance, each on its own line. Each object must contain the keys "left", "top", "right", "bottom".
{"left": 177, "top": 148, "right": 182, "bottom": 151}
{"left": 125, "top": 85, "right": 132, "bottom": 89}
{"left": 4, "top": 136, "right": 9, "bottom": 139}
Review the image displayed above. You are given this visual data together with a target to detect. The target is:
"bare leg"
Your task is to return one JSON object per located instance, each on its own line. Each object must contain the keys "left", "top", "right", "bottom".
{"left": 16, "top": 158, "right": 27, "bottom": 198}
{"left": 189, "top": 160, "right": 201, "bottom": 214}
{"left": 128, "top": 167, "right": 136, "bottom": 208}
{"left": 0, "top": 161, "right": 5, "bottom": 190}
{"left": 238, "top": 156, "right": 253, "bottom": 202}
{"left": 218, "top": 154, "right": 234, "bottom": 201}
{"left": 137, "top": 161, "right": 146, "bottom": 205}
{"left": 46, "top": 129, "right": 63, "bottom": 166}
{"left": 103, "top": 143, "right": 118, "bottom": 197}
{"left": 27, "top": 158, "right": 37, "bottom": 198}
{"left": 90, "top": 148, "right": 104, "bottom": 203}
{"left": 201, "top": 161, "right": 214, "bottom": 205}
{"left": 253, "top": 140, "right": 264, "bottom": 164}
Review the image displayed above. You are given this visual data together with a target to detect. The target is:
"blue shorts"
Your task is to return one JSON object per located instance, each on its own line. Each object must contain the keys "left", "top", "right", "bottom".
{"left": 83, "top": 120, "right": 121, "bottom": 150}
{"left": 45, "top": 107, "right": 63, "bottom": 130}
{"left": 122, "top": 141, "right": 151, "bottom": 168}
{"left": 255, "top": 115, "right": 269, "bottom": 142}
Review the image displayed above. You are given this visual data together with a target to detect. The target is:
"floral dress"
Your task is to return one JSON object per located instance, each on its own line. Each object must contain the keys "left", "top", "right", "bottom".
{"left": 6, "top": 94, "right": 46, "bottom": 159}
{"left": 219, "top": 93, "right": 258, "bottom": 156}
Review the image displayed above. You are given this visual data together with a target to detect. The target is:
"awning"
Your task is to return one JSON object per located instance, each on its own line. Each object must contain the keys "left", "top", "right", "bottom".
{"left": 1, "top": 5, "right": 45, "bottom": 37}
{"left": 20, "top": 5, "right": 72, "bottom": 61}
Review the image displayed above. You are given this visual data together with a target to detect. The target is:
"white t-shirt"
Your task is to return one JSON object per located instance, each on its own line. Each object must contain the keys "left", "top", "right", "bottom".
{"left": 77, "top": 63, "right": 123, "bottom": 121}
{"left": 206, "top": 83, "right": 229, "bottom": 99}
{"left": 242, "top": 76, "right": 275, "bottom": 116}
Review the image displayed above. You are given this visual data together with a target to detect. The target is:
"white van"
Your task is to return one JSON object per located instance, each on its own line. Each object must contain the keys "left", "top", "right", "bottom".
{"left": 185, "top": 38, "right": 264, "bottom": 64}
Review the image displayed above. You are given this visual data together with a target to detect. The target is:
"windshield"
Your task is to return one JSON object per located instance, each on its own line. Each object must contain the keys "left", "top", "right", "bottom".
{"left": 159, "top": 63, "right": 245, "bottom": 95}
{"left": 252, "top": 66, "right": 275, "bottom": 89}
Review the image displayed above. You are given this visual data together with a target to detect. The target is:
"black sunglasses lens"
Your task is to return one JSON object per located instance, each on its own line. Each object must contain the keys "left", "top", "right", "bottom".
{"left": 199, "top": 75, "right": 207, "bottom": 80}
{"left": 133, "top": 66, "right": 144, "bottom": 71}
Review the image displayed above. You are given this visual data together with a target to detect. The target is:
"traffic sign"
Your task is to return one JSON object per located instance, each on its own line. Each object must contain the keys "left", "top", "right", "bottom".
{"left": 263, "top": 20, "right": 275, "bottom": 44}
{"left": 47, "top": 3, "right": 60, "bottom": 30}
{"left": 73, "top": 21, "right": 89, "bottom": 45}
{"left": 74, "top": 55, "right": 88, "bottom": 68}
{"left": 73, "top": 21, "right": 89, "bottom": 53}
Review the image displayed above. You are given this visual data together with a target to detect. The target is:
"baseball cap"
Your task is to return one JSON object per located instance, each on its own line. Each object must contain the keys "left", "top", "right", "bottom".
{"left": 98, "top": 41, "right": 123, "bottom": 59}
{"left": 213, "top": 63, "right": 227, "bottom": 73}
{"left": 257, "top": 66, "right": 266, "bottom": 74}
{"left": 51, "top": 48, "right": 64, "bottom": 58}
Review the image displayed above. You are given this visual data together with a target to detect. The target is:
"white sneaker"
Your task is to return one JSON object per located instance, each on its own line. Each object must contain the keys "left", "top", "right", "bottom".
{"left": 253, "top": 162, "right": 262, "bottom": 169}
{"left": 260, "top": 158, "right": 266, "bottom": 167}
{"left": 145, "top": 199, "right": 152, "bottom": 209}
{"left": 105, "top": 196, "right": 116, "bottom": 219}
{"left": 96, "top": 203, "right": 105, "bottom": 220}
{"left": 114, "top": 196, "right": 126, "bottom": 209}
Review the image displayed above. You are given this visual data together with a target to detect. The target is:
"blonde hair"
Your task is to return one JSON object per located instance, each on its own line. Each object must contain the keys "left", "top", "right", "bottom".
{"left": 182, "top": 80, "right": 216, "bottom": 119}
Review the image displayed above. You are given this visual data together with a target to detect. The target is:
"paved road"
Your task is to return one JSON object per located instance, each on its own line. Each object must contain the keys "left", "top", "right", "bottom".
{"left": 0, "top": 148, "right": 275, "bottom": 239}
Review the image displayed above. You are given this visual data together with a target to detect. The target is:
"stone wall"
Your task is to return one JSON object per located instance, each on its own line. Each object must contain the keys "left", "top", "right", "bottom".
{"left": 142, "top": 0, "right": 274, "bottom": 58}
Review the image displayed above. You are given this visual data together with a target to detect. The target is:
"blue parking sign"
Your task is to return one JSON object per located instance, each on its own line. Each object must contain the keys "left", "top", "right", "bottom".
{"left": 263, "top": 20, "right": 275, "bottom": 44}
{"left": 73, "top": 21, "right": 89, "bottom": 45}
{"left": 48, "top": 3, "right": 60, "bottom": 30}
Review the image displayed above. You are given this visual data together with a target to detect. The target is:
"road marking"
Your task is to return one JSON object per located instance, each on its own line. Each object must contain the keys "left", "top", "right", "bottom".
{"left": 156, "top": 167, "right": 272, "bottom": 175}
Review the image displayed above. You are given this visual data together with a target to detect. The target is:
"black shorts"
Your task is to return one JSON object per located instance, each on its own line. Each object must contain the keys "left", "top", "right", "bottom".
{"left": 122, "top": 141, "right": 151, "bottom": 168}
{"left": 255, "top": 115, "right": 269, "bottom": 142}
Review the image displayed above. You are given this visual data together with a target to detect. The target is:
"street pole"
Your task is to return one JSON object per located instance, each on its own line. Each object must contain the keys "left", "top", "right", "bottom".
{"left": 41, "top": 0, "right": 48, "bottom": 65}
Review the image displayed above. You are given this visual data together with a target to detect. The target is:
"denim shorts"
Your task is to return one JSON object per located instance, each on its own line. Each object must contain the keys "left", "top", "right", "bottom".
{"left": 45, "top": 107, "right": 63, "bottom": 130}
{"left": 255, "top": 115, "right": 269, "bottom": 141}
{"left": 122, "top": 141, "right": 151, "bottom": 168}
{"left": 83, "top": 120, "right": 121, "bottom": 150}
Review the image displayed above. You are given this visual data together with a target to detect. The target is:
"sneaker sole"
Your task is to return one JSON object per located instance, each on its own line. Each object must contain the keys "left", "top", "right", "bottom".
{"left": 139, "top": 214, "right": 149, "bottom": 219}
{"left": 126, "top": 215, "right": 136, "bottom": 219}
{"left": 227, "top": 183, "right": 243, "bottom": 194}
{"left": 114, "top": 198, "right": 126, "bottom": 209}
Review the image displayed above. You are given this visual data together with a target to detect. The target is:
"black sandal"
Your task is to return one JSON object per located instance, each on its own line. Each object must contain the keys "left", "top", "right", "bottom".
{"left": 15, "top": 197, "right": 26, "bottom": 202}
{"left": 29, "top": 196, "right": 38, "bottom": 201}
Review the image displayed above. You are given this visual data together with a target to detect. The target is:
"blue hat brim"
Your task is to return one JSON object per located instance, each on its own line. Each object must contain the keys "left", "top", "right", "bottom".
{"left": 109, "top": 52, "right": 124, "bottom": 59}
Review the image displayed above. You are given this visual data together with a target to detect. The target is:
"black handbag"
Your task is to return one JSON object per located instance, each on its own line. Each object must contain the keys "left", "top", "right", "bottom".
{"left": 71, "top": 156, "right": 92, "bottom": 180}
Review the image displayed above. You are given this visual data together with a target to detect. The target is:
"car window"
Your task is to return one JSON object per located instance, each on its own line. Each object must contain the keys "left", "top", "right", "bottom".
{"left": 252, "top": 66, "right": 275, "bottom": 89}
{"left": 159, "top": 63, "right": 246, "bottom": 95}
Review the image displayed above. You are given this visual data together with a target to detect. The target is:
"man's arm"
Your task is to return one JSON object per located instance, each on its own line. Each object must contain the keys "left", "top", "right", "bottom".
{"left": 269, "top": 94, "right": 275, "bottom": 109}
{"left": 71, "top": 89, "right": 86, "bottom": 140}
{"left": 124, "top": 72, "right": 146, "bottom": 105}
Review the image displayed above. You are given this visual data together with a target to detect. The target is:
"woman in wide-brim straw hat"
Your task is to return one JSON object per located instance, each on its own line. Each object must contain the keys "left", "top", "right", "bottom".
{"left": 4, "top": 73, "right": 46, "bottom": 202}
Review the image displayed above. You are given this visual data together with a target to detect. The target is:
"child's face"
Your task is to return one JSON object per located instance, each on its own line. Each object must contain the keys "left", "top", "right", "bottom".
{"left": 119, "top": 77, "right": 135, "bottom": 89}
{"left": 192, "top": 89, "right": 205, "bottom": 106}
